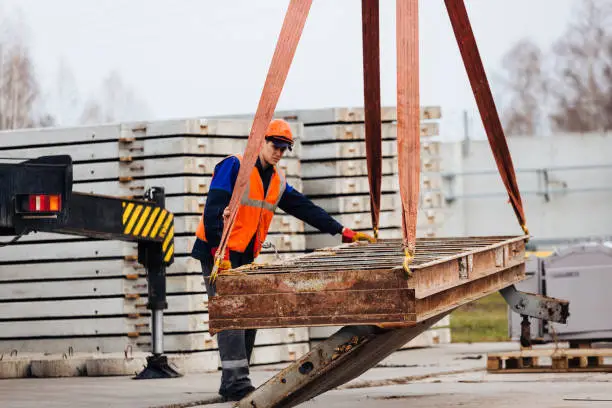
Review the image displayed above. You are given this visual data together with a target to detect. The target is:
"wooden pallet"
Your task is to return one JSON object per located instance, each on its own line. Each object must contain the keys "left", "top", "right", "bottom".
{"left": 487, "top": 348, "right": 612, "bottom": 373}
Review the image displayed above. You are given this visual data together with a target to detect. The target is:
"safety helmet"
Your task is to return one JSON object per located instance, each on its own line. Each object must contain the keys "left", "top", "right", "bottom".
{"left": 265, "top": 119, "right": 294, "bottom": 150}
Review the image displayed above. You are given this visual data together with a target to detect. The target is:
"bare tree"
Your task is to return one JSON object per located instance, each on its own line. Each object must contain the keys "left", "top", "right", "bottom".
{"left": 80, "top": 71, "right": 150, "bottom": 125}
{"left": 548, "top": 0, "right": 612, "bottom": 132}
{"left": 499, "top": 0, "right": 612, "bottom": 135}
{"left": 0, "top": 10, "right": 51, "bottom": 130}
{"left": 0, "top": 8, "right": 149, "bottom": 130}
{"left": 45, "top": 58, "right": 82, "bottom": 126}
{"left": 0, "top": 41, "right": 41, "bottom": 129}
{"left": 80, "top": 98, "right": 103, "bottom": 125}
{"left": 47, "top": 63, "right": 150, "bottom": 127}
{"left": 499, "top": 39, "right": 548, "bottom": 136}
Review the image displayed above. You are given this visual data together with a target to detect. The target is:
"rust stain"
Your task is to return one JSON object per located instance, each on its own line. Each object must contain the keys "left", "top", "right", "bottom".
{"left": 331, "top": 336, "right": 367, "bottom": 361}
{"left": 210, "top": 236, "right": 528, "bottom": 331}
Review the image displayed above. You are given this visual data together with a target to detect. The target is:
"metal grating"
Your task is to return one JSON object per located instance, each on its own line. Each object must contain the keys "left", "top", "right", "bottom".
{"left": 239, "top": 236, "right": 523, "bottom": 273}
{"left": 209, "top": 235, "right": 528, "bottom": 333}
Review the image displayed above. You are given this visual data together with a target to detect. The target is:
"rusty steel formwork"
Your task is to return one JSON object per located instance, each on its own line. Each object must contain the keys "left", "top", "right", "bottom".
{"left": 208, "top": 235, "right": 528, "bottom": 334}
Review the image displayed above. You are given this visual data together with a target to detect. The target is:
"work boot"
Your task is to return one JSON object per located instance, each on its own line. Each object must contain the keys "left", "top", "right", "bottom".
{"left": 222, "top": 385, "right": 256, "bottom": 402}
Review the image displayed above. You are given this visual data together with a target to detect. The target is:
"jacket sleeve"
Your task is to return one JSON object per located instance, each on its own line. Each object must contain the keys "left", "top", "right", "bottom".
{"left": 202, "top": 157, "right": 240, "bottom": 247}
{"left": 278, "top": 183, "right": 344, "bottom": 235}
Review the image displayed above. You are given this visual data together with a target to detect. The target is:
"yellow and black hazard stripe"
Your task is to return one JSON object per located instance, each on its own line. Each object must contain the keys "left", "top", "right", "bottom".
{"left": 161, "top": 220, "right": 174, "bottom": 264}
{"left": 122, "top": 202, "right": 174, "bottom": 264}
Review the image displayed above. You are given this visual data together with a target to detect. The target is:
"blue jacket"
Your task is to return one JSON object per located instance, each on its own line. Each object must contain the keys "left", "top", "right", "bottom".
{"left": 191, "top": 156, "right": 343, "bottom": 262}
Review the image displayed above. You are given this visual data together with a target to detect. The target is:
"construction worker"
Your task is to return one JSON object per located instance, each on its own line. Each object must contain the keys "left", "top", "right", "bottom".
{"left": 191, "top": 118, "right": 375, "bottom": 402}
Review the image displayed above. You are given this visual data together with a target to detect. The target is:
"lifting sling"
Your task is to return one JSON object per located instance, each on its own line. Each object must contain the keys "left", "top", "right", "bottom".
{"left": 210, "top": 0, "right": 313, "bottom": 284}
{"left": 211, "top": 0, "right": 529, "bottom": 282}
{"left": 444, "top": 0, "right": 528, "bottom": 234}
{"left": 361, "top": 0, "right": 383, "bottom": 239}
{"left": 396, "top": 0, "right": 421, "bottom": 269}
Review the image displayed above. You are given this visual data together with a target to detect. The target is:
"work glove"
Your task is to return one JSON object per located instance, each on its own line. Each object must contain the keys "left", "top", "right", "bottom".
{"left": 342, "top": 227, "right": 376, "bottom": 244}
{"left": 211, "top": 246, "right": 232, "bottom": 271}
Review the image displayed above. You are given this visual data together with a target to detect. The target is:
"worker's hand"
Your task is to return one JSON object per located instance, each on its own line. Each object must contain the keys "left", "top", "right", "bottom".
{"left": 342, "top": 227, "right": 376, "bottom": 244}
{"left": 211, "top": 246, "right": 232, "bottom": 271}
{"left": 222, "top": 207, "right": 230, "bottom": 221}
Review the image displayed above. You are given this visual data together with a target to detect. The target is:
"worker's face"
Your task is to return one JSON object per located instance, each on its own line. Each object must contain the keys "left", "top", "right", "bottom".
{"left": 261, "top": 140, "right": 287, "bottom": 166}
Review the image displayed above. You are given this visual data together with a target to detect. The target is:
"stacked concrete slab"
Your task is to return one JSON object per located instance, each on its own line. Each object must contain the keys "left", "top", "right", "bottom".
{"left": 419, "top": 125, "right": 446, "bottom": 238}
{"left": 0, "top": 108, "right": 451, "bottom": 377}
{"left": 308, "top": 315, "right": 451, "bottom": 350}
{"left": 0, "top": 119, "right": 309, "bottom": 375}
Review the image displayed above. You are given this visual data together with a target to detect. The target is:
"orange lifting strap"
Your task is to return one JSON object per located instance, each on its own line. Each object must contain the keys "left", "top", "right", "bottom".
{"left": 209, "top": 0, "right": 313, "bottom": 283}
{"left": 211, "top": 0, "right": 528, "bottom": 282}
{"left": 444, "top": 0, "right": 528, "bottom": 235}
{"left": 396, "top": 0, "right": 421, "bottom": 269}
{"left": 361, "top": 0, "right": 383, "bottom": 239}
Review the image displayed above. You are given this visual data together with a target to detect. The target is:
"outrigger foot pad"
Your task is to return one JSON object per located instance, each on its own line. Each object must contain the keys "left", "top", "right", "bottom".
{"left": 133, "top": 355, "right": 182, "bottom": 379}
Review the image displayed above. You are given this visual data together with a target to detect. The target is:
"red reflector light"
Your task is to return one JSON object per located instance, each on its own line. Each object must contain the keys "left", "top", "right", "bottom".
{"left": 27, "top": 194, "right": 62, "bottom": 212}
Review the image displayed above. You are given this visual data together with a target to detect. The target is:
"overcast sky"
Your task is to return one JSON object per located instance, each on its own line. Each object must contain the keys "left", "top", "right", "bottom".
{"left": 2, "top": 0, "right": 576, "bottom": 139}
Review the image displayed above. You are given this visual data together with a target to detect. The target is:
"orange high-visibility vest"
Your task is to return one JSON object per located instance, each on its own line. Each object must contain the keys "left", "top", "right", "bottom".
{"left": 196, "top": 155, "right": 286, "bottom": 257}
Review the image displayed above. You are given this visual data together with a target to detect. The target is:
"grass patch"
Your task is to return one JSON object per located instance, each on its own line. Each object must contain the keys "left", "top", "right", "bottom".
{"left": 450, "top": 292, "right": 509, "bottom": 343}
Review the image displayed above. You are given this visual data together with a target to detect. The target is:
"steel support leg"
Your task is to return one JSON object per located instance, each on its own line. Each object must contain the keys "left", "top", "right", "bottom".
{"left": 152, "top": 309, "right": 164, "bottom": 355}
{"left": 134, "top": 188, "right": 181, "bottom": 379}
{"left": 519, "top": 314, "right": 532, "bottom": 348}
{"left": 499, "top": 284, "right": 569, "bottom": 324}
{"left": 238, "top": 313, "right": 449, "bottom": 408}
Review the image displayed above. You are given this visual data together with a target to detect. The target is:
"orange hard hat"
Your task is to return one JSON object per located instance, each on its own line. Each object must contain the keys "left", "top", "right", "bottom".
{"left": 265, "top": 119, "right": 294, "bottom": 149}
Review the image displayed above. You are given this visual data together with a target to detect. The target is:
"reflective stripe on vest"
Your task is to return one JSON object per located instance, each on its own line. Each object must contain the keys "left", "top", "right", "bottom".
{"left": 240, "top": 169, "right": 286, "bottom": 213}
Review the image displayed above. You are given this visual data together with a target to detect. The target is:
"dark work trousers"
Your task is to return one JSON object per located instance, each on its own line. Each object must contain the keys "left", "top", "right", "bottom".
{"left": 201, "top": 250, "right": 257, "bottom": 399}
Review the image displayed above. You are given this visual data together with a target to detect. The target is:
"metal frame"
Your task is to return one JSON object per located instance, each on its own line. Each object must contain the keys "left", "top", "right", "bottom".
{"left": 1, "top": 155, "right": 179, "bottom": 379}
{"left": 500, "top": 284, "right": 569, "bottom": 324}
{"left": 238, "top": 313, "right": 450, "bottom": 408}
{"left": 209, "top": 236, "right": 529, "bottom": 333}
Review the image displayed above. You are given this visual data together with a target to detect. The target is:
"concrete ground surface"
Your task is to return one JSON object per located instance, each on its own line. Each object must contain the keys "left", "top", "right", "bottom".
{"left": 1, "top": 342, "right": 611, "bottom": 408}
